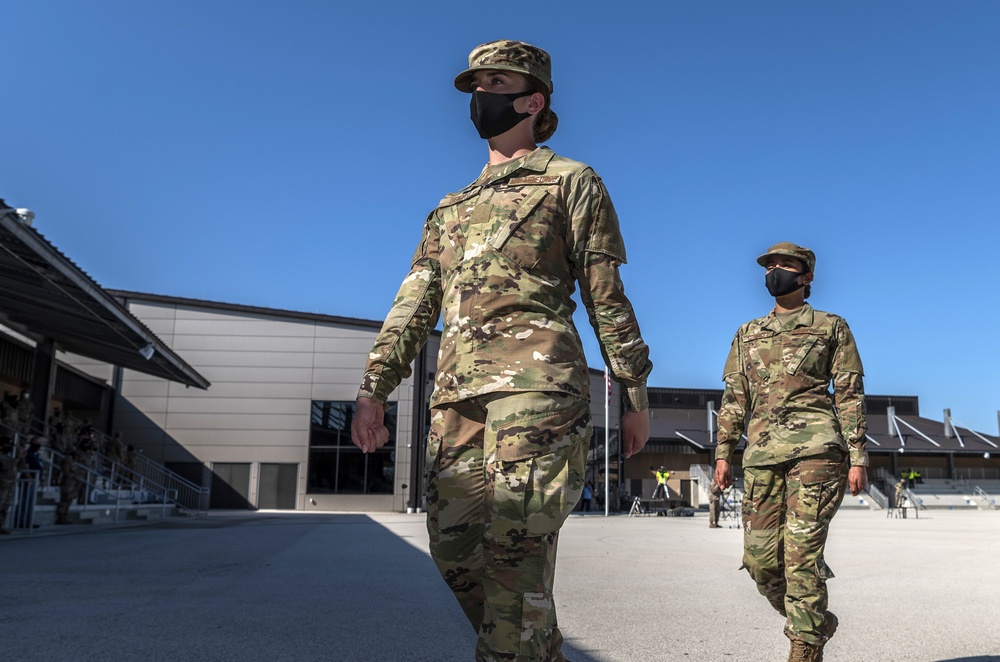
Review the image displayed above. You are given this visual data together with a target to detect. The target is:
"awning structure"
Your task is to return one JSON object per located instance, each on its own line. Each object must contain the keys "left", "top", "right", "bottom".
{"left": 0, "top": 201, "right": 209, "bottom": 389}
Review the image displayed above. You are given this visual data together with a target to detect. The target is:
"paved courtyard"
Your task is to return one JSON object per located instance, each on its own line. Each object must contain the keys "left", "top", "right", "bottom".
{"left": 2, "top": 509, "right": 998, "bottom": 661}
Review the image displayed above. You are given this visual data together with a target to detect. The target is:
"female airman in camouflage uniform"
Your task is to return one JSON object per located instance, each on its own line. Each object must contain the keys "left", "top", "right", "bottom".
{"left": 351, "top": 41, "right": 653, "bottom": 661}
{"left": 715, "top": 243, "right": 868, "bottom": 662}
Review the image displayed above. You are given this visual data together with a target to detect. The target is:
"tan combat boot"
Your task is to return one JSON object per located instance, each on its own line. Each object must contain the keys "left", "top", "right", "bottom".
{"left": 787, "top": 639, "right": 823, "bottom": 662}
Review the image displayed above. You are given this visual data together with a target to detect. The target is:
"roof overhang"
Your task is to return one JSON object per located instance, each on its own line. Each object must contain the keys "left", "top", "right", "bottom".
{"left": 0, "top": 203, "right": 209, "bottom": 389}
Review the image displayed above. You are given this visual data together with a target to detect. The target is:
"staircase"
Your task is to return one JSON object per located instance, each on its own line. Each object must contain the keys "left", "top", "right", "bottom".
{"left": 3, "top": 420, "right": 209, "bottom": 533}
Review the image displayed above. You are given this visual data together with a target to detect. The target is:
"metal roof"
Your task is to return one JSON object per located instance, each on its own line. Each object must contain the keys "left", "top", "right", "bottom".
{"left": 645, "top": 388, "right": 998, "bottom": 456}
{"left": 0, "top": 202, "right": 209, "bottom": 389}
{"left": 106, "top": 289, "right": 444, "bottom": 338}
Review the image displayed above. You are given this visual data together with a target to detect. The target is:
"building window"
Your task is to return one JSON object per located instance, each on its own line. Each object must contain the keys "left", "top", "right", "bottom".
{"left": 307, "top": 401, "right": 396, "bottom": 495}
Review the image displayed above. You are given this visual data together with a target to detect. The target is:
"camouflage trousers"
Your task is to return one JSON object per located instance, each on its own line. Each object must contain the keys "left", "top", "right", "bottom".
{"left": 426, "top": 391, "right": 590, "bottom": 662}
{"left": 741, "top": 448, "right": 847, "bottom": 645}
{"left": 56, "top": 482, "right": 78, "bottom": 520}
{"left": 0, "top": 482, "right": 13, "bottom": 523}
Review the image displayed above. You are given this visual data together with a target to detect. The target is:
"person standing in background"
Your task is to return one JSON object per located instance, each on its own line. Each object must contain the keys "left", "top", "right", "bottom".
{"left": 715, "top": 242, "right": 868, "bottom": 662}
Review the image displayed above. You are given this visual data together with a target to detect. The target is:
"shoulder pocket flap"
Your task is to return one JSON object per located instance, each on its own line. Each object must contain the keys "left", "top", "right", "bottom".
{"left": 437, "top": 187, "right": 481, "bottom": 209}
{"left": 789, "top": 329, "right": 827, "bottom": 337}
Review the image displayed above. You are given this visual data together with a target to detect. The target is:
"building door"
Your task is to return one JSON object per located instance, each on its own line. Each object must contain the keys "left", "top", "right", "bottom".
{"left": 210, "top": 462, "right": 252, "bottom": 509}
{"left": 680, "top": 479, "right": 694, "bottom": 507}
{"left": 258, "top": 463, "right": 298, "bottom": 510}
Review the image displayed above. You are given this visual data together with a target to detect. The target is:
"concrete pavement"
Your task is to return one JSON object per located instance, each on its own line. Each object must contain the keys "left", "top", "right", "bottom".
{"left": 2, "top": 509, "right": 999, "bottom": 661}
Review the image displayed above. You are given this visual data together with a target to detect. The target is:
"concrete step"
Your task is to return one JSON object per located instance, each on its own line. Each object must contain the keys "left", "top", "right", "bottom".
{"left": 77, "top": 509, "right": 118, "bottom": 525}
{"left": 129, "top": 508, "right": 166, "bottom": 521}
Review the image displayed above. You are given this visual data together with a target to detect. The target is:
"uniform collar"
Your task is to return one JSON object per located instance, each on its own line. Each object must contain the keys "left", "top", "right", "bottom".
{"left": 764, "top": 302, "right": 814, "bottom": 331}
{"left": 478, "top": 146, "right": 555, "bottom": 186}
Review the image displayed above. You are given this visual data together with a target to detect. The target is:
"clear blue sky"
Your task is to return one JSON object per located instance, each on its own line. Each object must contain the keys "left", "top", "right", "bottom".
{"left": 3, "top": 1, "right": 998, "bottom": 434}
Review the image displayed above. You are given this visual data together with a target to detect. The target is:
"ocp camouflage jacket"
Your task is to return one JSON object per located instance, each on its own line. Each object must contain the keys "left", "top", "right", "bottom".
{"left": 716, "top": 304, "right": 868, "bottom": 467}
{"left": 359, "top": 147, "right": 652, "bottom": 410}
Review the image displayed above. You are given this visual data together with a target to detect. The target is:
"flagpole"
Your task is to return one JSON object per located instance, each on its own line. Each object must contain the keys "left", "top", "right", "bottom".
{"left": 604, "top": 366, "right": 610, "bottom": 516}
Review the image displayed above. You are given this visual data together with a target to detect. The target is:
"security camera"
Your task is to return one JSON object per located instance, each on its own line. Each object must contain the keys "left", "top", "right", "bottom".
{"left": 14, "top": 209, "right": 35, "bottom": 225}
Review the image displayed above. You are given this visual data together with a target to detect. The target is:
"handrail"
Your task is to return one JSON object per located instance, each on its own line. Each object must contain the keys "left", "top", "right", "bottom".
{"left": 51, "top": 445, "right": 209, "bottom": 521}
{"left": 4, "top": 415, "right": 210, "bottom": 519}
{"left": 972, "top": 485, "right": 997, "bottom": 509}
{"left": 902, "top": 487, "right": 924, "bottom": 512}
{"left": 5, "top": 470, "right": 40, "bottom": 533}
{"left": 99, "top": 449, "right": 209, "bottom": 514}
{"left": 875, "top": 467, "right": 896, "bottom": 485}
{"left": 688, "top": 464, "right": 713, "bottom": 504}
{"left": 865, "top": 483, "right": 888, "bottom": 510}
{"left": 127, "top": 452, "right": 210, "bottom": 514}
{"left": 49, "top": 413, "right": 210, "bottom": 515}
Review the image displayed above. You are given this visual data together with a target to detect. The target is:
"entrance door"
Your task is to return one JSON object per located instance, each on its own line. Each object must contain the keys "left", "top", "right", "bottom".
{"left": 210, "top": 463, "right": 252, "bottom": 509}
{"left": 680, "top": 478, "right": 694, "bottom": 507}
{"left": 258, "top": 463, "right": 298, "bottom": 510}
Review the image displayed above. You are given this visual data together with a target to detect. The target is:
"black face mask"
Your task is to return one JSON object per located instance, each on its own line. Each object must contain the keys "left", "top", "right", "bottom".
{"left": 765, "top": 268, "right": 804, "bottom": 297}
{"left": 470, "top": 90, "right": 535, "bottom": 139}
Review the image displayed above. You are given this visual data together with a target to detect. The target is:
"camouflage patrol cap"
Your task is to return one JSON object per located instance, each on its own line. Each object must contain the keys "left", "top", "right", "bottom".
{"left": 756, "top": 242, "right": 816, "bottom": 273}
{"left": 454, "top": 40, "right": 553, "bottom": 94}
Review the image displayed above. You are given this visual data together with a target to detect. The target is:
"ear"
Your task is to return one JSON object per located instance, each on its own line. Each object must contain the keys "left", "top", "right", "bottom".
{"left": 526, "top": 91, "right": 546, "bottom": 115}
{"left": 801, "top": 272, "right": 814, "bottom": 284}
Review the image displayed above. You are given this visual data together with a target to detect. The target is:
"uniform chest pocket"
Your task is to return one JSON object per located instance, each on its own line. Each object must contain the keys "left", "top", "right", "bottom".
{"left": 487, "top": 177, "right": 562, "bottom": 271}
{"left": 783, "top": 330, "right": 831, "bottom": 376}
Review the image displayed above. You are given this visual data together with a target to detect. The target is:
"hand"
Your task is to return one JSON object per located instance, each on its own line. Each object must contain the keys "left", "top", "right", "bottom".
{"left": 351, "top": 397, "right": 389, "bottom": 453}
{"left": 848, "top": 466, "right": 868, "bottom": 496}
{"left": 714, "top": 459, "right": 732, "bottom": 490}
{"left": 621, "top": 409, "right": 650, "bottom": 458}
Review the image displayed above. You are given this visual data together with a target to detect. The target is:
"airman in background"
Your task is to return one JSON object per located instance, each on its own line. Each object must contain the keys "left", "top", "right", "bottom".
{"left": 0, "top": 394, "right": 17, "bottom": 433}
{"left": 715, "top": 242, "right": 867, "bottom": 662}
{"left": 107, "top": 432, "right": 126, "bottom": 467}
{"left": 708, "top": 476, "right": 723, "bottom": 528}
{"left": 56, "top": 450, "right": 80, "bottom": 525}
{"left": 15, "top": 392, "right": 34, "bottom": 435}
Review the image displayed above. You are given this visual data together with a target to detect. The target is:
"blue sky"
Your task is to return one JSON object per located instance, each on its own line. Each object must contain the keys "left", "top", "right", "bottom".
{"left": 3, "top": 1, "right": 998, "bottom": 434}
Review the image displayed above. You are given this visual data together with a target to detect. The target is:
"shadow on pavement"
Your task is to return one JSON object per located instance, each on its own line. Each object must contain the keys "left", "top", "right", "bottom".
{"left": 3, "top": 513, "right": 613, "bottom": 662}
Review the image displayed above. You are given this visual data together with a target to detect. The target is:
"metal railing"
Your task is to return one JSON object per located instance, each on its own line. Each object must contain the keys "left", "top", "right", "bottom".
{"left": 47, "top": 416, "right": 210, "bottom": 515}
{"left": 875, "top": 467, "right": 896, "bottom": 485}
{"left": 972, "top": 485, "right": 997, "bottom": 510}
{"left": 58, "top": 446, "right": 208, "bottom": 517}
{"left": 903, "top": 487, "right": 924, "bottom": 512}
{"left": 956, "top": 467, "right": 1000, "bottom": 481}
{"left": 865, "top": 483, "right": 888, "bottom": 510}
{"left": 723, "top": 481, "right": 744, "bottom": 523}
{"left": 2, "top": 417, "right": 210, "bottom": 529}
{"left": 688, "top": 464, "right": 713, "bottom": 505}
{"left": 4, "top": 470, "right": 39, "bottom": 534}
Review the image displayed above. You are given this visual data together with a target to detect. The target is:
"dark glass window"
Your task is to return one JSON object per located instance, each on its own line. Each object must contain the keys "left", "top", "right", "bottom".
{"left": 589, "top": 426, "right": 622, "bottom": 501}
{"left": 307, "top": 401, "right": 396, "bottom": 495}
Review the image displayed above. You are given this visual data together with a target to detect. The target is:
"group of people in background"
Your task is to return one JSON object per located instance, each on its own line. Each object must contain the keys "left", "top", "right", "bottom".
{"left": 0, "top": 393, "right": 136, "bottom": 530}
